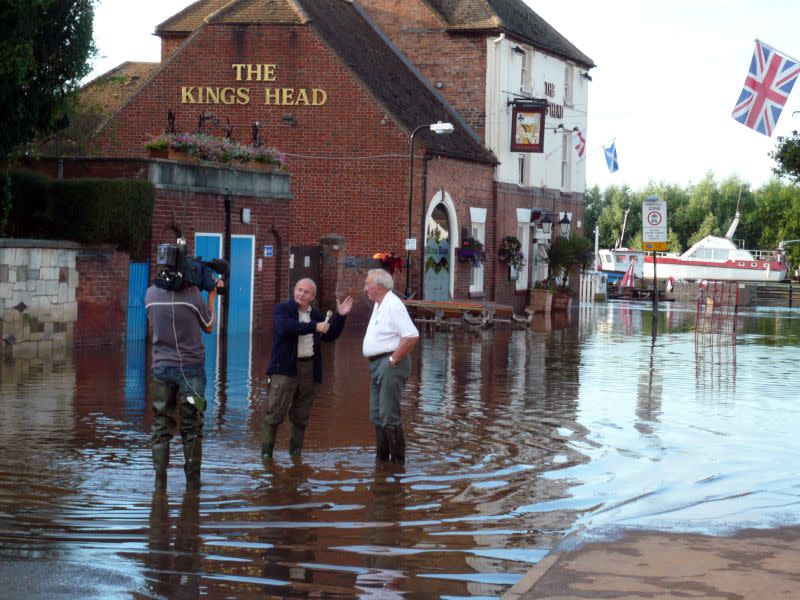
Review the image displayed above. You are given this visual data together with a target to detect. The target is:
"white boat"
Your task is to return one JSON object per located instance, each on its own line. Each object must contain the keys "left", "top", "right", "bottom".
{"left": 598, "top": 248, "right": 646, "bottom": 284}
{"left": 642, "top": 212, "right": 788, "bottom": 282}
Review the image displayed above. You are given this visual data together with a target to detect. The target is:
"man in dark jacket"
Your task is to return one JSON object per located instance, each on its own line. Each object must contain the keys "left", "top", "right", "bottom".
{"left": 262, "top": 278, "right": 353, "bottom": 459}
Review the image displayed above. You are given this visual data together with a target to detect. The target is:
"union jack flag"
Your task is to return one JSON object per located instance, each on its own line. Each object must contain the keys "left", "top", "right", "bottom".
{"left": 573, "top": 129, "right": 586, "bottom": 158}
{"left": 731, "top": 39, "right": 800, "bottom": 136}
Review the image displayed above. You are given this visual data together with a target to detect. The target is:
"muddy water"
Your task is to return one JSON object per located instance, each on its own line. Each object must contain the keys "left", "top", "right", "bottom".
{"left": 1, "top": 303, "right": 800, "bottom": 598}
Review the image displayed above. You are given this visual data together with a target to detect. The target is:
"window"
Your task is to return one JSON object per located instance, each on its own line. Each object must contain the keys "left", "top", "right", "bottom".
{"left": 518, "top": 154, "right": 527, "bottom": 185}
{"left": 564, "top": 63, "right": 574, "bottom": 106}
{"left": 515, "top": 208, "right": 531, "bottom": 290}
{"left": 561, "top": 131, "right": 572, "bottom": 190}
{"left": 469, "top": 207, "right": 487, "bottom": 294}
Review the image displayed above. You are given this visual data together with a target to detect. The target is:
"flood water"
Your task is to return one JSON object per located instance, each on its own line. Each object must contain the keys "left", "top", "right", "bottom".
{"left": 1, "top": 301, "right": 800, "bottom": 598}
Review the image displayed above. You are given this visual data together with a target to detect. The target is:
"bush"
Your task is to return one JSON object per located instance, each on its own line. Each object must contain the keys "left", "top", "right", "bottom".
{"left": 1, "top": 168, "right": 52, "bottom": 237}
{"left": 1, "top": 169, "right": 154, "bottom": 258}
{"left": 50, "top": 178, "right": 154, "bottom": 256}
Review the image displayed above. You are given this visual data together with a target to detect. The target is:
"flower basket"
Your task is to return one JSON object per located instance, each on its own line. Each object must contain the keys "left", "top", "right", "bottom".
{"left": 498, "top": 235, "right": 525, "bottom": 271}
{"left": 144, "top": 132, "right": 287, "bottom": 171}
{"left": 456, "top": 237, "right": 485, "bottom": 267}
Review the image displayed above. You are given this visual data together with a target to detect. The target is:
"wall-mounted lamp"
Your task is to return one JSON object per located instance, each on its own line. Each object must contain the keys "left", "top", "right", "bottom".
{"left": 281, "top": 113, "right": 297, "bottom": 126}
{"left": 580, "top": 72, "right": 593, "bottom": 81}
{"left": 559, "top": 212, "right": 571, "bottom": 236}
{"left": 540, "top": 213, "right": 553, "bottom": 235}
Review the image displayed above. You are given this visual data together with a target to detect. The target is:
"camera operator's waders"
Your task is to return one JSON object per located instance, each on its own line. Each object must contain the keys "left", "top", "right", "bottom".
{"left": 151, "top": 376, "right": 205, "bottom": 491}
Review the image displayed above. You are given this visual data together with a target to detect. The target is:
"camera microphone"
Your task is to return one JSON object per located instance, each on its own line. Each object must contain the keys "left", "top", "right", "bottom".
{"left": 324, "top": 310, "right": 333, "bottom": 323}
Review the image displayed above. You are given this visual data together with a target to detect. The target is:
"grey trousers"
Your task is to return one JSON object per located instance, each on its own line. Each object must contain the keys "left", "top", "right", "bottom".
{"left": 369, "top": 354, "right": 411, "bottom": 427}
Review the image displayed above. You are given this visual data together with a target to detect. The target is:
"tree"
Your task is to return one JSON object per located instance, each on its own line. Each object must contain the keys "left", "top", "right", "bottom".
{"left": 771, "top": 130, "right": 800, "bottom": 183}
{"left": 0, "top": 0, "right": 96, "bottom": 158}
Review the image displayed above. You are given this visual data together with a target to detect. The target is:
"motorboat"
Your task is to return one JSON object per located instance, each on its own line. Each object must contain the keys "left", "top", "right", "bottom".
{"left": 598, "top": 248, "right": 646, "bottom": 285}
{"left": 642, "top": 212, "right": 788, "bottom": 282}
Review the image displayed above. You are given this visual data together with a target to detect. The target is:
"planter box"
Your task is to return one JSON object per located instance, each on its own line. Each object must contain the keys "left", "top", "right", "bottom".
{"left": 551, "top": 290, "right": 573, "bottom": 312}
{"left": 149, "top": 148, "right": 278, "bottom": 172}
{"left": 528, "top": 288, "right": 552, "bottom": 314}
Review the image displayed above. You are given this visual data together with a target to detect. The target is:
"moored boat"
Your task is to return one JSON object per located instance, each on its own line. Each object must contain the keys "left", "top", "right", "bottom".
{"left": 598, "top": 248, "right": 646, "bottom": 285}
{"left": 642, "top": 212, "right": 787, "bottom": 282}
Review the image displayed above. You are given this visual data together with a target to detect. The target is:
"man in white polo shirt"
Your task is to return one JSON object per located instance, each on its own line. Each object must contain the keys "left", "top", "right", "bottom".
{"left": 362, "top": 269, "right": 419, "bottom": 463}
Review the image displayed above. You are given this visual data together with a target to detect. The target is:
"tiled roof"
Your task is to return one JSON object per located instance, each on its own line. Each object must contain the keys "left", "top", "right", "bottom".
{"left": 156, "top": 0, "right": 233, "bottom": 33}
{"left": 423, "top": 0, "right": 595, "bottom": 68}
{"left": 80, "top": 62, "right": 160, "bottom": 119}
{"left": 207, "top": 0, "right": 304, "bottom": 24}
{"left": 296, "top": 0, "right": 495, "bottom": 164}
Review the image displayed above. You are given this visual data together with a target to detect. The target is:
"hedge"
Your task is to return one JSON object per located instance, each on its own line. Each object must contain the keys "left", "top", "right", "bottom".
{"left": 1, "top": 169, "right": 154, "bottom": 258}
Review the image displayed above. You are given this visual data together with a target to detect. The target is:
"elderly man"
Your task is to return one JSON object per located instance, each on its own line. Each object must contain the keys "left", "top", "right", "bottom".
{"left": 263, "top": 278, "right": 353, "bottom": 459}
{"left": 362, "top": 269, "right": 419, "bottom": 463}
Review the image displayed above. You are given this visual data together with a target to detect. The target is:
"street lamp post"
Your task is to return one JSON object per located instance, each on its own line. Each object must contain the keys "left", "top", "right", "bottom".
{"left": 405, "top": 121, "right": 454, "bottom": 298}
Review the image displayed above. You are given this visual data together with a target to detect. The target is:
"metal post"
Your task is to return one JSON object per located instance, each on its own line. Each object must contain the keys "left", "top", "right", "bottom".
{"left": 652, "top": 250, "right": 658, "bottom": 337}
{"left": 405, "top": 125, "right": 426, "bottom": 298}
{"left": 221, "top": 189, "right": 232, "bottom": 338}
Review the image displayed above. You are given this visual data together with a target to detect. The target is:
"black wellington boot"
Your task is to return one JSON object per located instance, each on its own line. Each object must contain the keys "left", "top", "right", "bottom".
{"left": 386, "top": 426, "right": 406, "bottom": 464}
{"left": 152, "top": 443, "right": 170, "bottom": 492}
{"left": 375, "top": 426, "right": 390, "bottom": 462}
{"left": 261, "top": 423, "right": 279, "bottom": 459}
{"left": 289, "top": 424, "right": 306, "bottom": 458}
{"left": 183, "top": 439, "right": 202, "bottom": 490}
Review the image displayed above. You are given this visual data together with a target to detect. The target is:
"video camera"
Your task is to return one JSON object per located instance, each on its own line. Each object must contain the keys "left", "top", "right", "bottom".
{"left": 155, "top": 238, "right": 229, "bottom": 292}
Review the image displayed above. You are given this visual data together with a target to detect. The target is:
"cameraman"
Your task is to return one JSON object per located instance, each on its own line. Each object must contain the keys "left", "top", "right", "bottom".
{"left": 145, "top": 272, "right": 223, "bottom": 491}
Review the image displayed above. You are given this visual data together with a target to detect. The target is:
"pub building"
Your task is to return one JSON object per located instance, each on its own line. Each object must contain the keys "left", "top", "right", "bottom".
{"left": 39, "top": 0, "right": 594, "bottom": 331}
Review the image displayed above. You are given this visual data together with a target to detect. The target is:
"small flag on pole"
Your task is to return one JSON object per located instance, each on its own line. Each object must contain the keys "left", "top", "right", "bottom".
{"left": 731, "top": 39, "right": 800, "bottom": 136}
{"left": 573, "top": 129, "right": 586, "bottom": 158}
{"left": 604, "top": 142, "right": 619, "bottom": 173}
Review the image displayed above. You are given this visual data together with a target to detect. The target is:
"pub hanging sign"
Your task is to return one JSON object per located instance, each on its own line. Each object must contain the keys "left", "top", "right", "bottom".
{"left": 510, "top": 103, "right": 547, "bottom": 153}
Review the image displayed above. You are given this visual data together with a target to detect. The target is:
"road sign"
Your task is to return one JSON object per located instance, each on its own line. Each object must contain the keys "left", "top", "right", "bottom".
{"left": 643, "top": 241, "right": 668, "bottom": 251}
{"left": 642, "top": 198, "right": 667, "bottom": 245}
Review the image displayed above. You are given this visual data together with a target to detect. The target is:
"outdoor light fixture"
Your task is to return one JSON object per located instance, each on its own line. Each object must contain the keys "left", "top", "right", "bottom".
{"left": 540, "top": 213, "right": 553, "bottom": 234}
{"left": 406, "top": 120, "right": 455, "bottom": 298}
{"left": 581, "top": 72, "right": 593, "bottom": 81}
{"left": 559, "top": 213, "right": 571, "bottom": 236}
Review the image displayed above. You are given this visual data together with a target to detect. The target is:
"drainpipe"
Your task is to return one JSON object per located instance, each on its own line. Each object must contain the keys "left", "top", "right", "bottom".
{"left": 418, "top": 153, "right": 431, "bottom": 300}
{"left": 221, "top": 188, "right": 232, "bottom": 338}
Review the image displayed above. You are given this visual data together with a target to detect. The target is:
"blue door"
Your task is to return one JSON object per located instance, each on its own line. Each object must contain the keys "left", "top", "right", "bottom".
{"left": 229, "top": 235, "right": 254, "bottom": 334}
{"left": 125, "top": 261, "right": 149, "bottom": 413}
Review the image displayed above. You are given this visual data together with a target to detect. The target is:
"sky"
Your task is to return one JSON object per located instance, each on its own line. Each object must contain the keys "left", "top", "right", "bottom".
{"left": 87, "top": 0, "right": 800, "bottom": 191}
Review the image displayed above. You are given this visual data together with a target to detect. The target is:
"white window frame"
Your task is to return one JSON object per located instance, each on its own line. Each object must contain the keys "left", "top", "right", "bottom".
{"left": 564, "top": 63, "right": 575, "bottom": 106}
{"left": 515, "top": 208, "right": 531, "bottom": 290}
{"left": 561, "top": 131, "right": 572, "bottom": 191}
{"left": 469, "top": 207, "right": 486, "bottom": 294}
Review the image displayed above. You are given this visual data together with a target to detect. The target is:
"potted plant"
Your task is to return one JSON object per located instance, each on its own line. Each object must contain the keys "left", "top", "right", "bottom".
{"left": 529, "top": 280, "right": 554, "bottom": 314}
{"left": 498, "top": 235, "right": 525, "bottom": 274}
{"left": 456, "top": 236, "right": 486, "bottom": 267}
{"left": 541, "top": 233, "right": 593, "bottom": 310}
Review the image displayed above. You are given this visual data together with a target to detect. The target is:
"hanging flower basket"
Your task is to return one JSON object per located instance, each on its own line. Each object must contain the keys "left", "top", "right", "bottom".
{"left": 456, "top": 236, "right": 486, "bottom": 267}
{"left": 498, "top": 235, "right": 525, "bottom": 271}
{"left": 372, "top": 251, "right": 404, "bottom": 274}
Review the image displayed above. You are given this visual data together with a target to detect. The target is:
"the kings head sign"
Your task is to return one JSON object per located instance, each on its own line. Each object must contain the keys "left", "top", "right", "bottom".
{"left": 179, "top": 63, "right": 328, "bottom": 106}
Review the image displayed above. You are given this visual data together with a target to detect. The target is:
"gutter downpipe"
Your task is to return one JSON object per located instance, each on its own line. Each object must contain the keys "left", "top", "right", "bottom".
{"left": 488, "top": 33, "right": 504, "bottom": 303}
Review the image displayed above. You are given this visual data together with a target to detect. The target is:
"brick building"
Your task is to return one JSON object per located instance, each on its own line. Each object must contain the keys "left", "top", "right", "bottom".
{"left": 63, "top": 0, "right": 593, "bottom": 323}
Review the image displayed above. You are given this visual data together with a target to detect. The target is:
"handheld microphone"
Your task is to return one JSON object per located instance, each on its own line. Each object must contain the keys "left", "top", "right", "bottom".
{"left": 324, "top": 310, "right": 333, "bottom": 323}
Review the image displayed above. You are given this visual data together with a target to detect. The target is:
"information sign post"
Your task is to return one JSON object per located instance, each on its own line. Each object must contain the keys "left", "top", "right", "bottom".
{"left": 642, "top": 195, "right": 668, "bottom": 328}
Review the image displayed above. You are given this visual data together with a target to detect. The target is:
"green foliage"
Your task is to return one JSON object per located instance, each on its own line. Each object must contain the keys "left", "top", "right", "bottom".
{"left": 0, "top": 0, "right": 96, "bottom": 158}
{"left": 1, "top": 169, "right": 154, "bottom": 258}
{"left": 50, "top": 178, "right": 154, "bottom": 256}
{"left": 771, "top": 130, "right": 800, "bottom": 182}
{"left": 542, "top": 232, "right": 592, "bottom": 287}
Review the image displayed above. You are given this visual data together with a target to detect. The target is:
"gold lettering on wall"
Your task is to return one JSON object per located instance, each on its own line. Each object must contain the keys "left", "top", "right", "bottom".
{"left": 231, "top": 63, "right": 278, "bottom": 81}
{"left": 178, "top": 64, "right": 328, "bottom": 107}
{"left": 180, "top": 86, "right": 251, "bottom": 105}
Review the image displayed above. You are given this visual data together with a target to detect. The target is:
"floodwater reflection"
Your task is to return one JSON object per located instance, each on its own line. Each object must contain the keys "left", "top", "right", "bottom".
{"left": 2, "top": 302, "right": 800, "bottom": 597}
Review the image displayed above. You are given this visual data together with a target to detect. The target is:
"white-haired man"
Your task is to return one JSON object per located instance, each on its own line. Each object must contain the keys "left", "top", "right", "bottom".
{"left": 362, "top": 269, "right": 419, "bottom": 463}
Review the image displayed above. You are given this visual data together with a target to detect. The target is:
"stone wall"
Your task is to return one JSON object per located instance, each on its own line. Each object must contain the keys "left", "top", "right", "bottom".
{"left": 0, "top": 240, "right": 80, "bottom": 358}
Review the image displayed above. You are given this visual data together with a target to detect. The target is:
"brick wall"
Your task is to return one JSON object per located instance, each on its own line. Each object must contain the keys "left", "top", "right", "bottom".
{"left": 94, "top": 24, "right": 420, "bottom": 259}
{"left": 358, "top": 0, "right": 489, "bottom": 138}
{"left": 75, "top": 248, "right": 130, "bottom": 347}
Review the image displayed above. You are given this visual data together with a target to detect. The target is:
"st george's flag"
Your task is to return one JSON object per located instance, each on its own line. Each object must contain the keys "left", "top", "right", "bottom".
{"left": 731, "top": 39, "right": 800, "bottom": 136}
{"left": 573, "top": 129, "right": 586, "bottom": 158}
{"left": 604, "top": 141, "right": 618, "bottom": 173}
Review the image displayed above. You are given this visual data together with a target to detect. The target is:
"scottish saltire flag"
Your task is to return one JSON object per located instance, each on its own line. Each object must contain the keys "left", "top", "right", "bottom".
{"left": 731, "top": 39, "right": 800, "bottom": 136}
{"left": 573, "top": 130, "right": 586, "bottom": 158}
{"left": 604, "top": 142, "right": 618, "bottom": 173}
